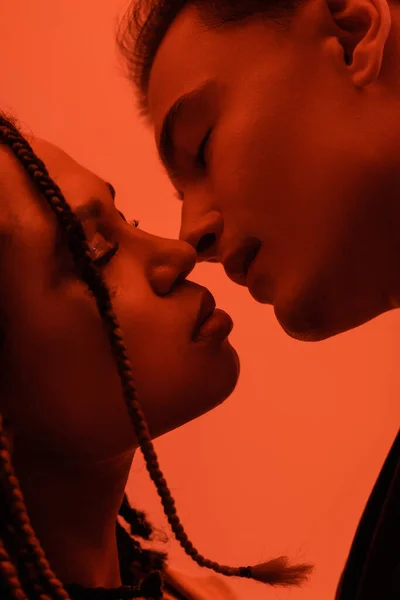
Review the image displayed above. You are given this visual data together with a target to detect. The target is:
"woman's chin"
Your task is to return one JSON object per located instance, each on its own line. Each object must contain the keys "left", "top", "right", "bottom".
{"left": 194, "top": 339, "right": 240, "bottom": 414}
{"left": 145, "top": 341, "right": 240, "bottom": 440}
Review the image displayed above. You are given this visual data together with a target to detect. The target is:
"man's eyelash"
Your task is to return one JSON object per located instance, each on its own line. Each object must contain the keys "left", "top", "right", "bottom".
{"left": 196, "top": 128, "right": 213, "bottom": 169}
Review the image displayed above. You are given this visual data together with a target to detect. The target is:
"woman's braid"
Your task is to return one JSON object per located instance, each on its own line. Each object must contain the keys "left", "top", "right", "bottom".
{"left": 0, "top": 537, "right": 29, "bottom": 600}
{"left": 0, "top": 412, "right": 68, "bottom": 599}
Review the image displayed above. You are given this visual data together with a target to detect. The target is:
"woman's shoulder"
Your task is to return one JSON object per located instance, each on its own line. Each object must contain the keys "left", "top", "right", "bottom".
{"left": 162, "top": 566, "right": 239, "bottom": 599}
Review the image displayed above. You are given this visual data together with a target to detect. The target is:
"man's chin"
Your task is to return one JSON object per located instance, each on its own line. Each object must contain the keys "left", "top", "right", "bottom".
{"left": 274, "top": 296, "right": 394, "bottom": 342}
{"left": 248, "top": 283, "right": 332, "bottom": 339}
{"left": 248, "top": 267, "right": 393, "bottom": 341}
{"left": 272, "top": 288, "right": 386, "bottom": 343}
{"left": 277, "top": 316, "right": 342, "bottom": 342}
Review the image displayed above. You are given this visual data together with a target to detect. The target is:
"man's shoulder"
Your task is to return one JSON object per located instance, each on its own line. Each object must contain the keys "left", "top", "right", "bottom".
{"left": 335, "top": 429, "right": 400, "bottom": 599}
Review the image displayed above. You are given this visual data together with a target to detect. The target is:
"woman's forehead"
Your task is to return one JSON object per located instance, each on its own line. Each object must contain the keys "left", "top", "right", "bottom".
{"left": 31, "top": 137, "right": 78, "bottom": 174}
{"left": 0, "top": 135, "right": 97, "bottom": 224}
{"left": 30, "top": 138, "right": 103, "bottom": 198}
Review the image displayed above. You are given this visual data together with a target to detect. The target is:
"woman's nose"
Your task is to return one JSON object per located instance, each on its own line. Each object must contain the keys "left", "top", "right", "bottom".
{"left": 147, "top": 238, "right": 197, "bottom": 296}
{"left": 179, "top": 210, "right": 223, "bottom": 262}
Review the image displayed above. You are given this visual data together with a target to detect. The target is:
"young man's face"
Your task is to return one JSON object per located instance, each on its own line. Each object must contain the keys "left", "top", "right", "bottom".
{"left": 147, "top": 0, "right": 400, "bottom": 341}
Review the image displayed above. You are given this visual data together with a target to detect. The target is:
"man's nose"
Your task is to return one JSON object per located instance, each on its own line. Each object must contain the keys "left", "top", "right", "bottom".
{"left": 179, "top": 210, "right": 223, "bottom": 263}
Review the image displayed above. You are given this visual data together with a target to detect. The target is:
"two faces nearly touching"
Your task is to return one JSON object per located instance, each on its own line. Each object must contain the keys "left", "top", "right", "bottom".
{"left": 2, "top": 0, "right": 400, "bottom": 598}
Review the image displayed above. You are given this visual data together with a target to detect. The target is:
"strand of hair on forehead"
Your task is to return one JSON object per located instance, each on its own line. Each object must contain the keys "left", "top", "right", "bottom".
{"left": 0, "top": 115, "right": 314, "bottom": 592}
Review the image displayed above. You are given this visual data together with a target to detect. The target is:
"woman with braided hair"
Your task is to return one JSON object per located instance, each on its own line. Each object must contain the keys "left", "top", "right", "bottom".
{"left": 0, "top": 111, "right": 313, "bottom": 600}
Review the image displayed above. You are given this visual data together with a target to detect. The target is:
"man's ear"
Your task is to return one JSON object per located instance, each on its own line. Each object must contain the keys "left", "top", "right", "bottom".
{"left": 327, "top": 0, "right": 391, "bottom": 87}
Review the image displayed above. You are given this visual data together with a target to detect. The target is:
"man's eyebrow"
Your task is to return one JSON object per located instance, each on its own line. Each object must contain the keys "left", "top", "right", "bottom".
{"left": 158, "top": 79, "right": 215, "bottom": 198}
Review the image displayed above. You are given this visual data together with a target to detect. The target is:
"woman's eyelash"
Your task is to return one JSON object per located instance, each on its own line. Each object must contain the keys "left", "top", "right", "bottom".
{"left": 116, "top": 209, "right": 140, "bottom": 229}
{"left": 92, "top": 219, "right": 140, "bottom": 267}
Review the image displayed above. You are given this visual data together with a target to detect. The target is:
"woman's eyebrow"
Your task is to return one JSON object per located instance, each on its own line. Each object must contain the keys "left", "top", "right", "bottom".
{"left": 75, "top": 182, "right": 128, "bottom": 223}
{"left": 75, "top": 198, "right": 105, "bottom": 223}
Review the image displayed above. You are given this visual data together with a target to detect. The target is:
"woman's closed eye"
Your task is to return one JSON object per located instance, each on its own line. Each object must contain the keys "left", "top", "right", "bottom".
{"left": 90, "top": 218, "right": 140, "bottom": 267}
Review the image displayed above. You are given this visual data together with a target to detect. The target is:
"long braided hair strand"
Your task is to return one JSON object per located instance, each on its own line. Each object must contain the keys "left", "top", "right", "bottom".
{"left": 0, "top": 113, "right": 314, "bottom": 599}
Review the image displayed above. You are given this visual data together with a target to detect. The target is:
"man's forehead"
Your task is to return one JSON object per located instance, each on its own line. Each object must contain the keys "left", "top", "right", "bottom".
{"left": 147, "top": 4, "right": 220, "bottom": 136}
{"left": 147, "top": 6, "right": 280, "bottom": 138}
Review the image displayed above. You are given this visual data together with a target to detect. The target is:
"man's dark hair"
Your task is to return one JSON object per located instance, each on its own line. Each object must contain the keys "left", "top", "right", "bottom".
{"left": 0, "top": 111, "right": 312, "bottom": 599}
{"left": 116, "top": 0, "right": 303, "bottom": 121}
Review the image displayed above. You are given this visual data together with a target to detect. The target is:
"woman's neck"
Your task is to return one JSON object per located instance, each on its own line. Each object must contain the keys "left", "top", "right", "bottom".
{"left": 11, "top": 440, "right": 135, "bottom": 589}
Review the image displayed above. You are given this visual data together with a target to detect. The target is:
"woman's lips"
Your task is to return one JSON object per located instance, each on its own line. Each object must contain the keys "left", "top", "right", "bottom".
{"left": 192, "top": 288, "right": 217, "bottom": 340}
{"left": 193, "top": 309, "right": 234, "bottom": 342}
{"left": 192, "top": 289, "right": 234, "bottom": 341}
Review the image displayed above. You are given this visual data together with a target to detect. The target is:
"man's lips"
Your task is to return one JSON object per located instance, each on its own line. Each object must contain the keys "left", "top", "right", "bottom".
{"left": 222, "top": 238, "right": 262, "bottom": 286}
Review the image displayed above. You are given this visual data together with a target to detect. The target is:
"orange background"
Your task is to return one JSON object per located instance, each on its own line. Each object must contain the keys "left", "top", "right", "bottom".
{"left": 0, "top": 2, "right": 399, "bottom": 598}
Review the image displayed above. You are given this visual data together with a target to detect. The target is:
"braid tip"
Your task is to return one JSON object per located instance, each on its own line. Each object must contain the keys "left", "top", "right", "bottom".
{"left": 239, "top": 556, "right": 314, "bottom": 587}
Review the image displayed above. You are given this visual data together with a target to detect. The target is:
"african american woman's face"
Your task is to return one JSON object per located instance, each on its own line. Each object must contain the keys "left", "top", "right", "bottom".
{"left": 0, "top": 137, "right": 239, "bottom": 464}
